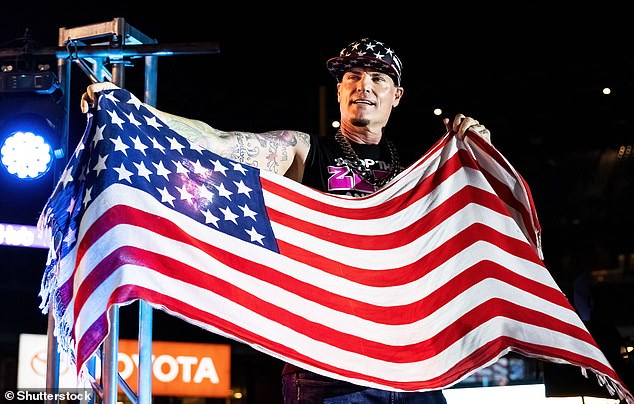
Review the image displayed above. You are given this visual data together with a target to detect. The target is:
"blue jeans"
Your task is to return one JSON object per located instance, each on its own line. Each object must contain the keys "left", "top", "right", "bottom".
{"left": 282, "top": 370, "right": 447, "bottom": 403}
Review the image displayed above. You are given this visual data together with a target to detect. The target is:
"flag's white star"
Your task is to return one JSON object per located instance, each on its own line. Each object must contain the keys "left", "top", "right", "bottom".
{"left": 157, "top": 187, "right": 175, "bottom": 206}
{"left": 63, "top": 227, "right": 77, "bottom": 247}
{"left": 107, "top": 109, "right": 126, "bottom": 129}
{"left": 148, "top": 136, "right": 166, "bottom": 153}
{"left": 219, "top": 206, "right": 239, "bottom": 224}
{"left": 134, "top": 161, "right": 152, "bottom": 182}
{"left": 176, "top": 184, "right": 194, "bottom": 202}
{"left": 104, "top": 91, "right": 120, "bottom": 104}
{"left": 201, "top": 209, "right": 220, "bottom": 227}
{"left": 113, "top": 163, "right": 134, "bottom": 183}
{"left": 92, "top": 125, "right": 106, "bottom": 148}
{"left": 167, "top": 137, "right": 186, "bottom": 154}
{"left": 74, "top": 140, "right": 85, "bottom": 158}
{"left": 66, "top": 197, "right": 76, "bottom": 215}
{"left": 211, "top": 159, "right": 228, "bottom": 176}
{"left": 245, "top": 227, "right": 265, "bottom": 245}
{"left": 215, "top": 182, "right": 233, "bottom": 200}
{"left": 126, "top": 111, "right": 142, "bottom": 127}
{"left": 173, "top": 161, "right": 189, "bottom": 176}
{"left": 61, "top": 167, "right": 73, "bottom": 188}
{"left": 192, "top": 160, "right": 206, "bottom": 175}
{"left": 187, "top": 140, "right": 205, "bottom": 154}
{"left": 131, "top": 136, "right": 149, "bottom": 155}
{"left": 144, "top": 115, "right": 163, "bottom": 130}
{"left": 230, "top": 161, "right": 248, "bottom": 175}
{"left": 127, "top": 96, "right": 143, "bottom": 110}
{"left": 82, "top": 186, "right": 93, "bottom": 207}
{"left": 234, "top": 180, "right": 252, "bottom": 197}
{"left": 92, "top": 154, "right": 108, "bottom": 176}
{"left": 153, "top": 160, "right": 171, "bottom": 181}
{"left": 110, "top": 136, "right": 130, "bottom": 156}
{"left": 239, "top": 204, "right": 258, "bottom": 221}
{"left": 198, "top": 184, "right": 214, "bottom": 201}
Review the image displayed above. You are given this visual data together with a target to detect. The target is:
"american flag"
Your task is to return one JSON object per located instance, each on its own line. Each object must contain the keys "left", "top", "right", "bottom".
{"left": 38, "top": 89, "right": 633, "bottom": 402}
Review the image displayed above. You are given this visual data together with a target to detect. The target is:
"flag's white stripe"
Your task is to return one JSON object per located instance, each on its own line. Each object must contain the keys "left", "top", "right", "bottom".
{"left": 71, "top": 224, "right": 584, "bottom": 348}
{"left": 73, "top": 263, "right": 607, "bottom": 384}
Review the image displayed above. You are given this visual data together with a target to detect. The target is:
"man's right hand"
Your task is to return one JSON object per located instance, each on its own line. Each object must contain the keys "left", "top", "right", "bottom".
{"left": 80, "top": 82, "right": 121, "bottom": 113}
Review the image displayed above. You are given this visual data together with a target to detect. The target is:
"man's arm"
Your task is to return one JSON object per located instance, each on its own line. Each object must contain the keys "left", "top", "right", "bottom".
{"left": 81, "top": 83, "right": 311, "bottom": 180}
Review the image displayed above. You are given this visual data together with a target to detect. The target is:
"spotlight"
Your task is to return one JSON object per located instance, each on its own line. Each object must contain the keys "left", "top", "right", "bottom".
{"left": 0, "top": 92, "right": 64, "bottom": 180}
{"left": 0, "top": 123, "right": 54, "bottom": 179}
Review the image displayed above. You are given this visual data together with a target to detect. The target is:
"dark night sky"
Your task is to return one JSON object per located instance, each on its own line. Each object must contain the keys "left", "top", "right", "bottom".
{"left": 1, "top": 4, "right": 633, "bottom": 397}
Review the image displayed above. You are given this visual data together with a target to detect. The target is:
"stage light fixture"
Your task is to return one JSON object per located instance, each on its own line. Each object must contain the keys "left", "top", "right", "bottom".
{"left": 0, "top": 77, "right": 64, "bottom": 180}
{"left": 0, "top": 70, "right": 59, "bottom": 94}
{"left": 0, "top": 126, "right": 54, "bottom": 179}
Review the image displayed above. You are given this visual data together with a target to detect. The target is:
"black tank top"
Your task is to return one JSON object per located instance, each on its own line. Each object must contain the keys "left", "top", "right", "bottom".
{"left": 301, "top": 132, "right": 399, "bottom": 196}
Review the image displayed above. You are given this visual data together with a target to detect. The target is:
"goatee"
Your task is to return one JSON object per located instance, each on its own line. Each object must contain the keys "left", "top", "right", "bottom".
{"left": 351, "top": 118, "right": 370, "bottom": 127}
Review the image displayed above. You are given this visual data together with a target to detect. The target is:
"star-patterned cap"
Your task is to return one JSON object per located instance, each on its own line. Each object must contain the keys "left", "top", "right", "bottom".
{"left": 326, "top": 38, "right": 402, "bottom": 86}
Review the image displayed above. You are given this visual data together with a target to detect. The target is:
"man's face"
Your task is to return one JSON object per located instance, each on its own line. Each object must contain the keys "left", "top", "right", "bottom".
{"left": 337, "top": 67, "right": 403, "bottom": 131}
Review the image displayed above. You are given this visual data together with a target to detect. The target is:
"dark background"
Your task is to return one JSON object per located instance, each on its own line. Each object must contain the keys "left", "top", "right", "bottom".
{"left": 0, "top": 3, "right": 633, "bottom": 402}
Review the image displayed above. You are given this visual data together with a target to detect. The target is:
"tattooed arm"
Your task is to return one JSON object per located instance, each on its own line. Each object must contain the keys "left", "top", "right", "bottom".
{"left": 146, "top": 105, "right": 311, "bottom": 180}
{"left": 81, "top": 83, "right": 311, "bottom": 181}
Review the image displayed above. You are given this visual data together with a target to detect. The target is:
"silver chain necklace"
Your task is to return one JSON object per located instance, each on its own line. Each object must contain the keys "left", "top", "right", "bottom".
{"left": 335, "top": 129, "right": 401, "bottom": 188}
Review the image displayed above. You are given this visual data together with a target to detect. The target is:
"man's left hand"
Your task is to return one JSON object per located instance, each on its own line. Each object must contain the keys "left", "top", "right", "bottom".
{"left": 444, "top": 114, "right": 491, "bottom": 144}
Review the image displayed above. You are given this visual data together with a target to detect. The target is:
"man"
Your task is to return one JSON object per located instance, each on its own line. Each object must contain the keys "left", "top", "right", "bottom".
{"left": 82, "top": 37, "right": 491, "bottom": 403}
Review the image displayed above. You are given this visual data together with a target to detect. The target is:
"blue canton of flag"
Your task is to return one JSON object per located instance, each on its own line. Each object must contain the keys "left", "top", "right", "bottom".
{"left": 45, "top": 89, "right": 279, "bottom": 271}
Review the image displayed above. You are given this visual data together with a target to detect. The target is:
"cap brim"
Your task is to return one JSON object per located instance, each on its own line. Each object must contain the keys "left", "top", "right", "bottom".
{"left": 326, "top": 56, "right": 400, "bottom": 85}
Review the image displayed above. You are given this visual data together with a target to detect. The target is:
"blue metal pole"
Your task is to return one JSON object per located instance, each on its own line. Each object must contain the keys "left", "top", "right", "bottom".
{"left": 101, "top": 306, "right": 120, "bottom": 403}
{"left": 137, "top": 54, "right": 158, "bottom": 404}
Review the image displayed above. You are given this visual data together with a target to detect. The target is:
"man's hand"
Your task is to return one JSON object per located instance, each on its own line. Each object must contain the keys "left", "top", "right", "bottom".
{"left": 80, "top": 82, "right": 121, "bottom": 113}
{"left": 444, "top": 114, "right": 491, "bottom": 144}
